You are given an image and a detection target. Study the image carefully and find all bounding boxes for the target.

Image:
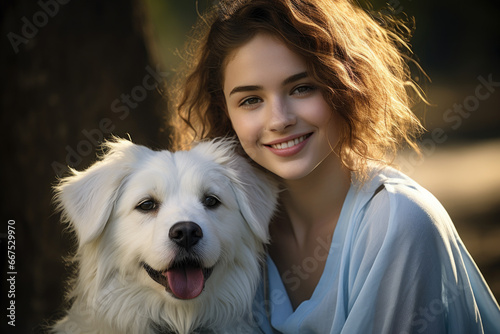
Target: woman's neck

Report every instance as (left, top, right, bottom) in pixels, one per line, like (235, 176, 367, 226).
(279, 153, 351, 247)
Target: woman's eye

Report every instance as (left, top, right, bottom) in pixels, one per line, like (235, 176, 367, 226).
(203, 195, 221, 209)
(292, 85, 316, 96)
(136, 200, 157, 212)
(240, 97, 262, 107)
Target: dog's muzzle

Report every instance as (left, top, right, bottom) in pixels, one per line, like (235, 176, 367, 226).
(142, 221, 214, 300)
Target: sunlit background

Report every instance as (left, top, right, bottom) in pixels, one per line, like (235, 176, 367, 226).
(1, 0, 499, 332)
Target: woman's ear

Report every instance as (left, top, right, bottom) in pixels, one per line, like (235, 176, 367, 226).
(54, 138, 152, 248)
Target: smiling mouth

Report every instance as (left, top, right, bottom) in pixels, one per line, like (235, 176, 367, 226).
(267, 133, 312, 150)
(142, 260, 213, 300)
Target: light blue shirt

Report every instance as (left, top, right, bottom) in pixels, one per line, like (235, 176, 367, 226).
(253, 166, 500, 333)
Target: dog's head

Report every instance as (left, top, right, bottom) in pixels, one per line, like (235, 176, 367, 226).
(55, 138, 278, 302)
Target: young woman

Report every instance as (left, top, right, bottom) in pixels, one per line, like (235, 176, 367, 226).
(172, 0, 500, 332)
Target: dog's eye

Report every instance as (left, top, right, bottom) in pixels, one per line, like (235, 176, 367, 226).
(203, 195, 221, 209)
(136, 199, 157, 212)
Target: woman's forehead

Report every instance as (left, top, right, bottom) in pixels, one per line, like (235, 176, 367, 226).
(223, 33, 307, 91)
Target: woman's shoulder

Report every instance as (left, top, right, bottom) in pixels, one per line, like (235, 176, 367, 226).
(364, 164, 450, 219)
(345, 164, 460, 285)
(352, 164, 455, 245)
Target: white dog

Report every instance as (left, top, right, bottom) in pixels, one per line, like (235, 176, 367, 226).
(51, 138, 277, 334)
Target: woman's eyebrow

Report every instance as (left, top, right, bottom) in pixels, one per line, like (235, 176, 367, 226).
(229, 85, 262, 96)
(228, 71, 309, 96)
(282, 71, 308, 86)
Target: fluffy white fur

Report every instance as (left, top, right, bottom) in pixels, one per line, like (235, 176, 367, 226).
(51, 138, 278, 334)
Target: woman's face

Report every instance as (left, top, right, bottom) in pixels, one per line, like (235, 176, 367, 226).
(223, 33, 342, 180)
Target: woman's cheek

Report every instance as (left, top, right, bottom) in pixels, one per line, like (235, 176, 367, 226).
(232, 115, 262, 160)
(238, 129, 259, 160)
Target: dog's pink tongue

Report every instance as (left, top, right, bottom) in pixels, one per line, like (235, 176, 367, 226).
(165, 266, 204, 299)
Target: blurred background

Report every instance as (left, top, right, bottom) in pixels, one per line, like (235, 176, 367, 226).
(1, 0, 499, 332)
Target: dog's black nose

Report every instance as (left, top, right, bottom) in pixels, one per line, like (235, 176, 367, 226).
(169, 221, 203, 250)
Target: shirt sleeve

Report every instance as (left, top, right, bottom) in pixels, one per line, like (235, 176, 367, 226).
(343, 183, 499, 334)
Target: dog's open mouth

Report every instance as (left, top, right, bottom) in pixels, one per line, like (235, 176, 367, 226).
(142, 260, 213, 300)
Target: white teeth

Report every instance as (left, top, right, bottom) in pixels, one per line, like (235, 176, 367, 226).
(271, 135, 307, 150)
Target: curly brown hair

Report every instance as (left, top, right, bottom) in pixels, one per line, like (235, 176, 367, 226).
(171, 0, 427, 177)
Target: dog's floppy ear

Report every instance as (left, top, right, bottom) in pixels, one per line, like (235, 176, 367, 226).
(54, 138, 151, 247)
(195, 139, 279, 243)
(229, 158, 279, 243)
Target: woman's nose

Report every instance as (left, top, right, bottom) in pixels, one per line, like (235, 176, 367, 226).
(267, 98, 296, 132)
